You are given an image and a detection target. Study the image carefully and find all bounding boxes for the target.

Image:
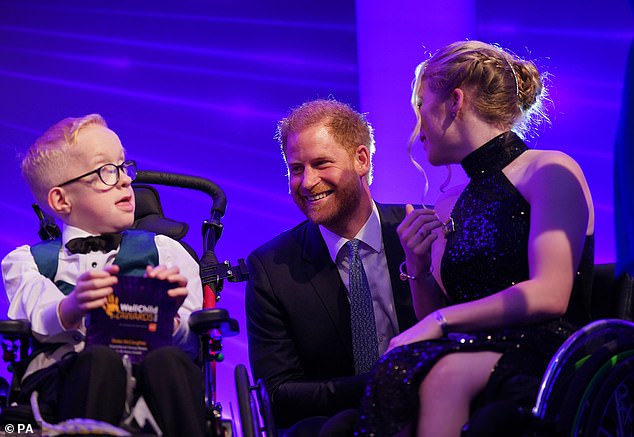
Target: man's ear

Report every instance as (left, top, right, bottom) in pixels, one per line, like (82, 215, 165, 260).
(48, 187, 71, 216)
(354, 145, 371, 177)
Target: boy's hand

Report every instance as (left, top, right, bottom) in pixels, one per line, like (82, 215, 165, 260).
(59, 265, 119, 330)
(145, 265, 188, 311)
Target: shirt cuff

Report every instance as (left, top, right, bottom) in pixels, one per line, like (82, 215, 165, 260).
(54, 299, 86, 334)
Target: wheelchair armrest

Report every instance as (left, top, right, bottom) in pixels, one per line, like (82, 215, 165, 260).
(188, 308, 239, 337)
(0, 320, 31, 341)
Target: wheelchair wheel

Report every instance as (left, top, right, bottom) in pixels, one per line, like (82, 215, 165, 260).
(235, 364, 261, 437)
(556, 345, 630, 433)
(234, 364, 276, 437)
(572, 354, 634, 437)
(255, 377, 276, 437)
(533, 319, 634, 436)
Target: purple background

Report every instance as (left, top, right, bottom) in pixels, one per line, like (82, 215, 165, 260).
(1, 1, 632, 432)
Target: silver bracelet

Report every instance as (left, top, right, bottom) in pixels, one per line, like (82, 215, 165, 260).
(399, 261, 416, 281)
(433, 310, 449, 336)
(399, 261, 433, 281)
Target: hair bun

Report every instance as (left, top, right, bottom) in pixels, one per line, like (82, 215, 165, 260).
(514, 59, 543, 111)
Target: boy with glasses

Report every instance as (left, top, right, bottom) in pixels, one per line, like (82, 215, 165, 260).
(1, 114, 205, 437)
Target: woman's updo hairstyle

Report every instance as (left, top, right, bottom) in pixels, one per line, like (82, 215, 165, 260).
(412, 40, 549, 138)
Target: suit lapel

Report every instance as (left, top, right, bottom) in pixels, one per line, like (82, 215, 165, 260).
(301, 222, 352, 354)
(296, 207, 418, 353)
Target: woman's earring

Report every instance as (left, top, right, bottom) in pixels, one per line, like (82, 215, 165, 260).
(451, 111, 457, 119)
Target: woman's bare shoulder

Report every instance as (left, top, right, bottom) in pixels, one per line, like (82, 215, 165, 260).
(523, 149, 594, 230)
(525, 149, 584, 176)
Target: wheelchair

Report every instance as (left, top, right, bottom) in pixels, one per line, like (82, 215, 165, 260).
(530, 264, 634, 437)
(235, 264, 634, 437)
(0, 170, 249, 436)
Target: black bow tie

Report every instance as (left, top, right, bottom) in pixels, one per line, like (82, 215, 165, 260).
(65, 234, 123, 254)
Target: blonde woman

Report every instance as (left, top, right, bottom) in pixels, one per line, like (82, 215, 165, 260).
(357, 41, 594, 437)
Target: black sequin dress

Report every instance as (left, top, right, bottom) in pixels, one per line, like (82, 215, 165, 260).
(357, 132, 594, 436)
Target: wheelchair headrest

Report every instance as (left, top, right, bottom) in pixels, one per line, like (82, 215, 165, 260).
(132, 185, 189, 241)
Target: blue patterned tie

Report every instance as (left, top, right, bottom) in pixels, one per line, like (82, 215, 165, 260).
(347, 239, 379, 374)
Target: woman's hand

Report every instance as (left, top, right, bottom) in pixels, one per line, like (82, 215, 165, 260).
(397, 204, 442, 278)
(387, 312, 443, 352)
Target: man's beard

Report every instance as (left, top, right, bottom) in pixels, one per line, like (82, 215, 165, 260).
(294, 177, 363, 232)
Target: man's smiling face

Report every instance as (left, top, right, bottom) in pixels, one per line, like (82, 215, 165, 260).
(285, 123, 365, 231)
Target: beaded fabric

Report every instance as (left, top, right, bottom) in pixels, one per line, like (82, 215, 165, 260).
(441, 131, 530, 302)
(356, 132, 594, 436)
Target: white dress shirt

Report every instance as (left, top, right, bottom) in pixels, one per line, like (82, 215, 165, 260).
(1, 224, 202, 377)
(319, 202, 400, 355)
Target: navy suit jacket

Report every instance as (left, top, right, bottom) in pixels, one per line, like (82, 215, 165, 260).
(245, 203, 417, 427)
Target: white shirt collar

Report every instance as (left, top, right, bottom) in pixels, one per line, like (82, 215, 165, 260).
(61, 224, 103, 246)
(319, 202, 383, 263)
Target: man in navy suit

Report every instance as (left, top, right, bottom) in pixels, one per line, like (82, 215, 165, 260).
(246, 99, 417, 434)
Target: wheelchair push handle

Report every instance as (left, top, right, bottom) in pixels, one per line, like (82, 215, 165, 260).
(134, 170, 227, 221)
(32, 204, 61, 241)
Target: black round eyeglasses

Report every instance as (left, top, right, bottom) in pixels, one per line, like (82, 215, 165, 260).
(57, 160, 137, 187)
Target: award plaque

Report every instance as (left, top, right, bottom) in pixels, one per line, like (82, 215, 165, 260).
(86, 275, 178, 363)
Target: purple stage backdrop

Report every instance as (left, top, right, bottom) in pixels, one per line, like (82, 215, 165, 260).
(1, 1, 631, 433)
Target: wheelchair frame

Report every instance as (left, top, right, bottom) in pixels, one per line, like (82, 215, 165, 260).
(0, 170, 249, 437)
(533, 318, 634, 436)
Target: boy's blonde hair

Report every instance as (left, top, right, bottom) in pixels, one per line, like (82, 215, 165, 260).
(21, 114, 107, 211)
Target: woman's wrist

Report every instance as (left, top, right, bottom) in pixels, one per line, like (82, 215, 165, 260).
(432, 309, 449, 336)
(399, 261, 433, 281)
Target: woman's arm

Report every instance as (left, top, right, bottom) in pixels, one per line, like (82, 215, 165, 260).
(389, 152, 592, 349)
(397, 204, 446, 319)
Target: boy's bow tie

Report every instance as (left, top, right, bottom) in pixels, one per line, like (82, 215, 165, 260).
(65, 234, 123, 254)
